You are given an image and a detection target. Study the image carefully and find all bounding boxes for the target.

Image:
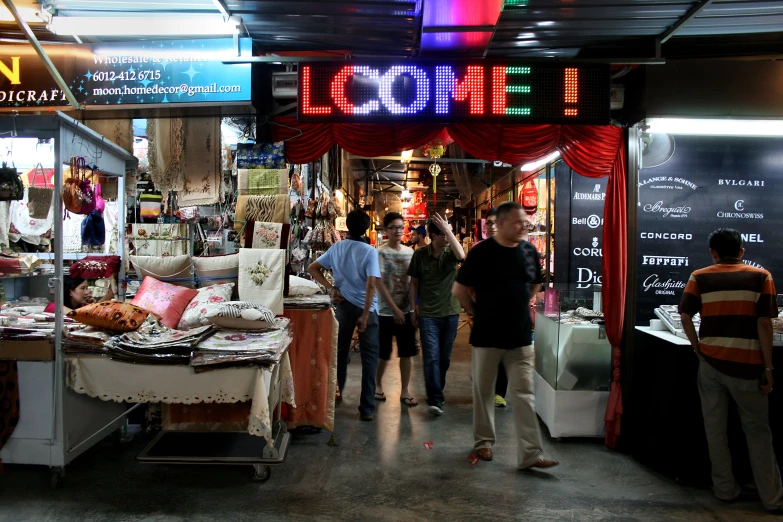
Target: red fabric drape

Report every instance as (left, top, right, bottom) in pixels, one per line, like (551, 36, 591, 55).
(272, 117, 627, 447)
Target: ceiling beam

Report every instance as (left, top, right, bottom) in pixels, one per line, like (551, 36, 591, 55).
(212, 0, 231, 18)
(659, 0, 715, 44)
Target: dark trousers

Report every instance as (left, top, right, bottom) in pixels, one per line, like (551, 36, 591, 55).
(419, 314, 459, 406)
(336, 301, 380, 417)
(496, 363, 508, 398)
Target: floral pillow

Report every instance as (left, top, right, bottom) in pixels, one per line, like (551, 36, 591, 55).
(204, 301, 276, 330)
(130, 277, 198, 329)
(177, 283, 235, 330)
(67, 301, 153, 332)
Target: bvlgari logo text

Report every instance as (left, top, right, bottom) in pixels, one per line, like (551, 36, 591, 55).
(642, 274, 687, 296)
(639, 176, 697, 191)
(642, 256, 689, 267)
(719, 179, 765, 187)
(642, 201, 691, 218)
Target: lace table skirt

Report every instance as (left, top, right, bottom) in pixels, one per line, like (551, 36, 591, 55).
(66, 354, 295, 441)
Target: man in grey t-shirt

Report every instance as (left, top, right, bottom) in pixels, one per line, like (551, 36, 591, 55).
(376, 212, 418, 407)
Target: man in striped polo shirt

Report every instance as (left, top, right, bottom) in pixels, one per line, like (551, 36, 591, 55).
(680, 228, 782, 512)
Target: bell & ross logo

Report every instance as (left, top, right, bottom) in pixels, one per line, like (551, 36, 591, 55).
(640, 232, 693, 241)
(719, 179, 765, 187)
(572, 215, 604, 228)
(716, 200, 763, 220)
(642, 274, 687, 296)
(642, 255, 689, 267)
(638, 176, 698, 191)
(642, 201, 691, 218)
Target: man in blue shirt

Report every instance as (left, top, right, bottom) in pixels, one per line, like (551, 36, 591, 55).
(308, 210, 381, 421)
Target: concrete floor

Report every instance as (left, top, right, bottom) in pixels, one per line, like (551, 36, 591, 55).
(0, 324, 778, 521)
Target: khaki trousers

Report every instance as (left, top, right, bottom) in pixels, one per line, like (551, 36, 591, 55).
(698, 360, 783, 511)
(472, 345, 544, 468)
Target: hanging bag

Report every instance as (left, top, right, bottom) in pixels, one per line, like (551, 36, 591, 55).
(0, 153, 23, 201)
(91, 166, 105, 214)
(77, 158, 96, 215)
(63, 156, 94, 215)
(27, 163, 54, 219)
(521, 179, 539, 216)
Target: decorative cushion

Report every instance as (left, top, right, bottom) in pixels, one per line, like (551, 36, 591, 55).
(177, 283, 234, 330)
(130, 277, 199, 329)
(129, 254, 192, 282)
(238, 248, 285, 315)
(243, 221, 291, 250)
(67, 301, 153, 332)
(204, 301, 276, 330)
(69, 255, 121, 279)
(193, 253, 239, 297)
(288, 275, 322, 297)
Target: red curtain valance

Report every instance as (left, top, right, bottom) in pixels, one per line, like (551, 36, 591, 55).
(272, 116, 627, 447)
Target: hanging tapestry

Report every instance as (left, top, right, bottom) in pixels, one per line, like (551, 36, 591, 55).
(85, 119, 134, 154)
(147, 118, 184, 198)
(234, 194, 289, 231)
(179, 117, 221, 207)
(238, 248, 285, 315)
(243, 222, 291, 250)
(131, 224, 189, 257)
(237, 169, 288, 196)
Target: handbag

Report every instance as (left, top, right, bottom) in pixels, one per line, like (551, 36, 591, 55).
(0, 155, 22, 201)
(27, 163, 54, 219)
(10, 187, 54, 236)
(139, 191, 163, 222)
(91, 166, 105, 214)
(521, 180, 539, 216)
(63, 157, 94, 215)
(81, 209, 105, 247)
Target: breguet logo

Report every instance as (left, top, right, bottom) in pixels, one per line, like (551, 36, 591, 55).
(0, 57, 21, 85)
(642, 201, 691, 218)
(639, 176, 697, 191)
(642, 256, 689, 267)
(642, 274, 687, 296)
(719, 179, 765, 187)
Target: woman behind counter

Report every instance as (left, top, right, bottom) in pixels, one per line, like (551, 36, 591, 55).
(44, 276, 115, 314)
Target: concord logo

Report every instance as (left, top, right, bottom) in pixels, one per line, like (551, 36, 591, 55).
(640, 232, 693, 240)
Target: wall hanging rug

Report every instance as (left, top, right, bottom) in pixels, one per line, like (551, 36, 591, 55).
(235, 142, 286, 169)
(237, 168, 288, 196)
(0, 361, 20, 472)
(238, 248, 285, 315)
(234, 194, 289, 231)
(179, 117, 221, 207)
(9, 187, 54, 237)
(103, 200, 119, 254)
(131, 224, 189, 258)
(243, 221, 291, 250)
(147, 117, 184, 198)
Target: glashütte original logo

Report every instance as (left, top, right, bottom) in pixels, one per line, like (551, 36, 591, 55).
(573, 183, 605, 201)
(639, 176, 698, 191)
(642, 274, 687, 296)
(640, 232, 693, 241)
(573, 238, 602, 257)
(642, 255, 689, 267)
(718, 179, 765, 187)
(716, 200, 764, 220)
(642, 201, 691, 218)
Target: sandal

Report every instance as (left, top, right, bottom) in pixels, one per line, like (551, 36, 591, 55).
(400, 397, 418, 407)
(375, 392, 387, 401)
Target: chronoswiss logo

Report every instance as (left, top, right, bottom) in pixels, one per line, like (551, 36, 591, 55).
(717, 201, 763, 219)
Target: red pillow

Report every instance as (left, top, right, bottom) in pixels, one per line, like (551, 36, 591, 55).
(130, 277, 198, 329)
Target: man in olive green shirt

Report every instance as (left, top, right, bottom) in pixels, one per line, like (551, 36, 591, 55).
(408, 213, 466, 415)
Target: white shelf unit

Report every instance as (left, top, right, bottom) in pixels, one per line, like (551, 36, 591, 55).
(0, 113, 136, 480)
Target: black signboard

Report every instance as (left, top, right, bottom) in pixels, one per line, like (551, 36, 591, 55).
(554, 162, 607, 289)
(636, 135, 783, 323)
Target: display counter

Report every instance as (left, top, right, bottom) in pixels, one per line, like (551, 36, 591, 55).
(533, 287, 611, 438)
(629, 326, 783, 485)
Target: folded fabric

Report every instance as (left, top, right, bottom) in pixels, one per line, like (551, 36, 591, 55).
(237, 168, 288, 196)
(204, 301, 277, 330)
(235, 142, 286, 169)
(178, 283, 234, 330)
(130, 254, 192, 282)
(288, 275, 322, 297)
(139, 193, 162, 221)
(67, 301, 154, 332)
(234, 194, 289, 231)
(69, 255, 121, 279)
(193, 253, 239, 297)
(238, 248, 285, 315)
(131, 277, 199, 329)
(243, 221, 291, 250)
(10, 187, 54, 236)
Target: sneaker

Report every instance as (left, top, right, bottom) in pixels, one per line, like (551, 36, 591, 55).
(360, 414, 374, 421)
(428, 404, 444, 416)
(494, 395, 507, 408)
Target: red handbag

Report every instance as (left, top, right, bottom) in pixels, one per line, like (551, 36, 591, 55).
(521, 180, 538, 216)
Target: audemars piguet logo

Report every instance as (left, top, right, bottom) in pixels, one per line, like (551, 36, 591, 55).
(573, 184, 605, 201)
(642, 201, 691, 218)
(719, 179, 765, 187)
(642, 274, 687, 296)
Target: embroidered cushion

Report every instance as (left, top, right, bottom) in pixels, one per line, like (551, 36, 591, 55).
(69, 255, 120, 279)
(67, 301, 153, 332)
(288, 275, 322, 297)
(130, 277, 198, 329)
(177, 283, 234, 330)
(129, 254, 192, 282)
(204, 301, 276, 330)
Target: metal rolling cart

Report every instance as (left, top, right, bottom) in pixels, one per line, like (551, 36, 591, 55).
(0, 112, 137, 487)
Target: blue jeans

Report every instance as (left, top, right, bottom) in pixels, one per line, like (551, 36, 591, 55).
(419, 315, 459, 406)
(335, 301, 380, 417)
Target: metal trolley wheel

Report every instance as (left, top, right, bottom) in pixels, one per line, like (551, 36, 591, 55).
(252, 465, 272, 483)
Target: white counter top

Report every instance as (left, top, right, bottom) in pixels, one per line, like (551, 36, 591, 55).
(635, 326, 692, 346)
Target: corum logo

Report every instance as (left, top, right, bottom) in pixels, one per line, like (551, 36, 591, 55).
(0, 57, 21, 85)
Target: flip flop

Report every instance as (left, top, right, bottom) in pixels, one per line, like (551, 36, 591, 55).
(400, 397, 418, 407)
(375, 392, 387, 401)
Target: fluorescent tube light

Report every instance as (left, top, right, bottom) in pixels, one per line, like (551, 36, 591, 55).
(520, 151, 560, 172)
(48, 15, 241, 37)
(646, 118, 783, 137)
(0, 6, 42, 24)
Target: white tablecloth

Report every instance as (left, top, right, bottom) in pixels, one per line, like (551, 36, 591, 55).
(66, 354, 295, 440)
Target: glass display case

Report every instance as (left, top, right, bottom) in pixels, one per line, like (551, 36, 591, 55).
(533, 285, 612, 438)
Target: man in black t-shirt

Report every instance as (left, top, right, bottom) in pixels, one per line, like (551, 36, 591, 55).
(453, 202, 559, 470)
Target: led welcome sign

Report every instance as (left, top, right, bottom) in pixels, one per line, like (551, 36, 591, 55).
(299, 62, 610, 124)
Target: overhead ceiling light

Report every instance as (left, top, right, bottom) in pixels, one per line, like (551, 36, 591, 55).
(520, 151, 560, 172)
(0, 5, 42, 24)
(536, 21, 555, 26)
(646, 118, 783, 137)
(48, 15, 241, 37)
(516, 32, 536, 39)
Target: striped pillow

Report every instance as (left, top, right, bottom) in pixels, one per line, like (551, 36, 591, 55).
(203, 301, 275, 330)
